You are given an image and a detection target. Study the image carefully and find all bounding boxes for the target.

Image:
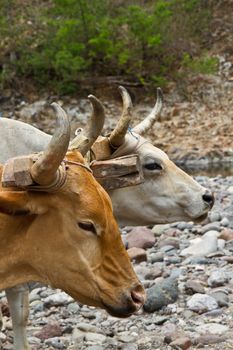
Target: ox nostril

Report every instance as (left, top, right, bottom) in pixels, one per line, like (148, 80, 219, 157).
(202, 191, 214, 208)
(130, 285, 145, 308)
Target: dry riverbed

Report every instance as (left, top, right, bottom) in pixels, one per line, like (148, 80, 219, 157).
(0, 51, 233, 350)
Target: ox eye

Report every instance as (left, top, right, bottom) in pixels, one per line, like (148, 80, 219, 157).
(78, 222, 97, 235)
(144, 162, 162, 171)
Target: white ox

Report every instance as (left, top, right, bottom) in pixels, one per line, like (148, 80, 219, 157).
(0, 88, 214, 350)
(0, 87, 214, 225)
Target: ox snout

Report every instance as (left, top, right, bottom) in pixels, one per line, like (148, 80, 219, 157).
(202, 189, 215, 209)
(103, 283, 146, 318)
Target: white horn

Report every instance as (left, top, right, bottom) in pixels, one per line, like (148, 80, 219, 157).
(132, 88, 163, 135)
(30, 103, 70, 186)
(108, 86, 133, 148)
(69, 95, 105, 156)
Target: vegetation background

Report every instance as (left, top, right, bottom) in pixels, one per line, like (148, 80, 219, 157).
(0, 0, 218, 94)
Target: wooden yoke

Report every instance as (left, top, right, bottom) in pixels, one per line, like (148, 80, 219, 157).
(91, 136, 112, 161)
(2, 154, 144, 191)
(91, 154, 144, 190)
(2, 156, 34, 188)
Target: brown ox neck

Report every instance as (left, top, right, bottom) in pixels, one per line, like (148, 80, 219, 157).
(0, 213, 44, 290)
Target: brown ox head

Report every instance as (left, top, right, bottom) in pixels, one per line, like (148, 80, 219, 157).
(0, 104, 145, 318)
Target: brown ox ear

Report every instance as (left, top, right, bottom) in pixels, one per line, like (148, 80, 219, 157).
(0, 191, 47, 216)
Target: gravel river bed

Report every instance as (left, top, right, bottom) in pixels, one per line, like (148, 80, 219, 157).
(1, 174, 233, 350)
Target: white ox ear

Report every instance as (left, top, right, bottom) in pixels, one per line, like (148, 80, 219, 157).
(132, 88, 163, 135)
(0, 191, 47, 216)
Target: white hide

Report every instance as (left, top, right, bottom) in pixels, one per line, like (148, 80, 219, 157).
(0, 117, 211, 225)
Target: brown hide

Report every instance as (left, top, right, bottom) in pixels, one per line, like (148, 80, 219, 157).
(0, 151, 145, 317)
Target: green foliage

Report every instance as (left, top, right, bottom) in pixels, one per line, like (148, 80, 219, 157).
(181, 53, 218, 75)
(0, 0, 214, 93)
(150, 75, 169, 88)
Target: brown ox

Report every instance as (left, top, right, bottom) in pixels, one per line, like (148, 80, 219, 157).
(0, 104, 145, 350)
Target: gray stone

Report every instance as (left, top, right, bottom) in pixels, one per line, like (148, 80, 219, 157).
(121, 344, 138, 350)
(162, 322, 186, 343)
(180, 231, 218, 257)
(170, 267, 183, 279)
(227, 186, 233, 193)
(217, 238, 225, 250)
(32, 302, 44, 313)
(72, 329, 85, 342)
(76, 322, 102, 333)
(201, 223, 221, 234)
(144, 266, 163, 280)
(152, 224, 171, 236)
(185, 280, 205, 295)
(85, 332, 106, 343)
(44, 292, 73, 307)
(188, 257, 214, 265)
(29, 289, 41, 303)
(158, 237, 180, 249)
(44, 337, 66, 349)
(144, 278, 178, 312)
(19, 100, 46, 120)
(177, 222, 188, 230)
(0, 332, 7, 342)
(209, 212, 222, 222)
(221, 217, 230, 226)
(153, 316, 170, 325)
(117, 331, 138, 343)
(209, 291, 229, 307)
(165, 256, 182, 265)
(67, 302, 80, 314)
(134, 265, 151, 280)
(150, 252, 164, 263)
(208, 270, 229, 287)
(187, 294, 218, 313)
(203, 308, 223, 317)
(145, 324, 156, 331)
(194, 334, 225, 345)
(196, 323, 229, 335)
(160, 245, 176, 253)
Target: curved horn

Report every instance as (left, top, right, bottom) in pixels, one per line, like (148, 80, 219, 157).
(30, 103, 70, 186)
(108, 86, 133, 148)
(69, 95, 105, 156)
(132, 88, 163, 135)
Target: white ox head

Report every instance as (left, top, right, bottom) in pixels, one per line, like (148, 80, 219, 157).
(75, 87, 214, 226)
(109, 134, 213, 226)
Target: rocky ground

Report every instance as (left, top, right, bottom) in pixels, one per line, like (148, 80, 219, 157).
(0, 53, 233, 350)
(1, 175, 233, 350)
(0, 4, 233, 349)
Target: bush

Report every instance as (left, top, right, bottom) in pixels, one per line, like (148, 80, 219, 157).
(0, 0, 214, 93)
(181, 53, 218, 75)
